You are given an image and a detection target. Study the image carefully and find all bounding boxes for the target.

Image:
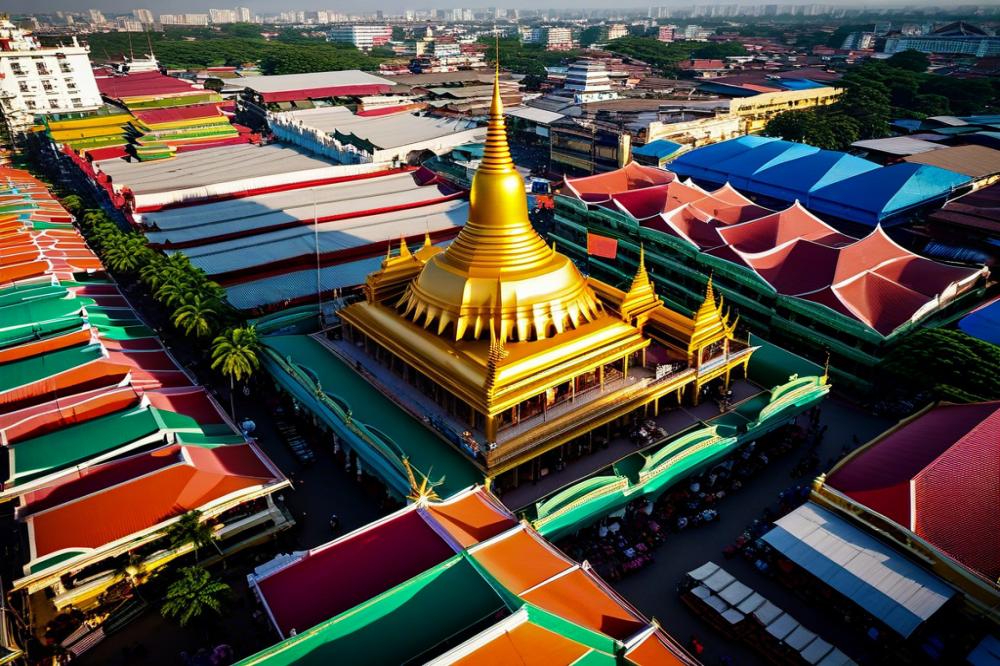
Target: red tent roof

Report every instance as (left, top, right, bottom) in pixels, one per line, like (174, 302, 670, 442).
(827, 402, 1000, 582)
(252, 487, 514, 637)
(564, 162, 674, 203)
(21, 442, 282, 561)
(565, 163, 986, 335)
(132, 103, 223, 125)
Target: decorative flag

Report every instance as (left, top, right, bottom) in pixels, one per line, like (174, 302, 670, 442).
(587, 232, 618, 259)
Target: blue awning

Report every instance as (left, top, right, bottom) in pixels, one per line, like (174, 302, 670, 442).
(632, 139, 682, 160)
(959, 298, 1000, 345)
(763, 504, 956, 638)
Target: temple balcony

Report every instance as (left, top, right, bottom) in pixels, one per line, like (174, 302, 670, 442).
(315, 333, 696, 473)
(698, 339, 754, 377)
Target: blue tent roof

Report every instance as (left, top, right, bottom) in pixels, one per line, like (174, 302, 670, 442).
(777, 78, 827, 91)
(749, 150, 880, 203)
(632, 138, 682, 160)
(809, 163, 971, 226)
(891, 118, 923, 132)
(668, 135, 777, 183)
(958, 299, 1000, 345)
(714, 140, 819, 190)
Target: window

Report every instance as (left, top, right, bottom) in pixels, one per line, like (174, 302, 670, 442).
(10, 63, 24, 75)
(60, 62, 72, 74)
(66, 82, 77, 91)
(71, 98, 82, 106)
(35, 62, 50, 76)
(18, 81, 29, 93)
(25, 100, 35, 109)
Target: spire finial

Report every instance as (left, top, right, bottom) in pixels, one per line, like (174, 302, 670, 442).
(399, 235, 412, 258)
(638, 244, 646, 272)
(480, 43, 514, 173)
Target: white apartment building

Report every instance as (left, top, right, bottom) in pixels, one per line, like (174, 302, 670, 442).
(237, 7, 253, 22)
(328, 25, 393, 50)
(133, 8, 154, 25)
(606, 24, 628, 40)
(209, 9, 238, 24)
(0, 19, 102, 138)
(545, 27, 574, 51)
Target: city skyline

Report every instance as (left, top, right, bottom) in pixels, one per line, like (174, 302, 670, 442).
(13, 1, 1000, 18)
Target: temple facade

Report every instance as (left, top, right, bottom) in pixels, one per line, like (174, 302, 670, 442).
(327, 71, 753, 489)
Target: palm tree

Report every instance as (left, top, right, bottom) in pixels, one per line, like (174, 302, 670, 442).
(163, 510, 220, 561)
(160, 567, 230, 628)
(155, 277, 198, 308)
(211, 326, 261, 419)
(172, 294, 218, 338)
(103, 235, 150, 274)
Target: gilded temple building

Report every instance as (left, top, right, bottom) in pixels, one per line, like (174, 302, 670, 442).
(328, 71, 754, 488)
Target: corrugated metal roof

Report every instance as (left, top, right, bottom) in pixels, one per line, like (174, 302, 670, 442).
(504, 105, 566, 125)
(762, 503, 955, 638)
(902, 145, 1000, 178)
(226, 241, 450, 311)
(851, 136, 946, 156)
(176, 200, 466, 277)
(235, 70, 395, 94)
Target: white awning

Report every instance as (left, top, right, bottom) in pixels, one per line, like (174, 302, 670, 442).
(762, 504, 956, 638)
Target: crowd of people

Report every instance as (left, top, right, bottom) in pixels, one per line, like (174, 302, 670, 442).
(557, 420, 810, 583)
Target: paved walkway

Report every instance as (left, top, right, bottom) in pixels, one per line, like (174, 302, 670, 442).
(612, 396, 892, 666)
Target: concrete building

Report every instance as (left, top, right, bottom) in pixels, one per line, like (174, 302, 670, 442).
(544, 27, 575, 51)
(133, 8, 154, 24)
(237, 6, 253, 22)
(328, 25, 393, 50)
(209, 8, 238, 24)
(606, 23, 629, 40)
(728, 86, 841, 134)
(657, 25, 676, 42)
(0, 19, 102, 141)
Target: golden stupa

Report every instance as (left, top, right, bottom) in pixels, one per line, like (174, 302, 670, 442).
(336, 68, 752, 483)
(398, 71, 602, 342)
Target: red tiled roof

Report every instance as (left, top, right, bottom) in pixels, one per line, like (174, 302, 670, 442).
(564, 162, 674, 202)
(95, 70, 204, 100)
(827, 402, 1000, 582)
(22, 443, 281, 560)
(566, 163, 985, 336)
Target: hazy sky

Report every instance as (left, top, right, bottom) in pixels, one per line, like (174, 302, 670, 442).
(16, 0, 975, 15)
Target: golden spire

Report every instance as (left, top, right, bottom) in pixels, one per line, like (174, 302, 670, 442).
(397, 56, 603, 342)
(398, 235, 412, 259)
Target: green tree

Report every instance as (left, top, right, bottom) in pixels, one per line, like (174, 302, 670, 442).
(161, 567, 230, 627)
(103, 234, 150, 274)
(164, 510, 220, 560)
(763, 109, 859, 150)
(836, 76, 891, 140)
(579, 26, 604, 48)
(172, 294, 219, 338)
(886, 49, 930, 72)
(914, 93, 950, 117)
(693, 41, 747, 59)
(211, 325, 261, 417)
(62, 194, 84, 216)
(880, 328, 1000, 403)
(918, 76, 994, 116)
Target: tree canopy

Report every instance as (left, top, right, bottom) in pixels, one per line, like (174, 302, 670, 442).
(603, 37, 713, 75)
(885, 49, 930, 72)
(86, 29, 384, 73)
(879, 328, 1000, 403)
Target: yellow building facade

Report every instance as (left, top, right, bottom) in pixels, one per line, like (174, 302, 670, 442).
(729, 86, 842, 134)
(335, 71, 754, 486)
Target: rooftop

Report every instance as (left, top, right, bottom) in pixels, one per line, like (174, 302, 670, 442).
(827, 401, 1000, 583)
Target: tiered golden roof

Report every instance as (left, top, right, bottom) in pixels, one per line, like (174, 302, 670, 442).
(397, 71, 602, 342)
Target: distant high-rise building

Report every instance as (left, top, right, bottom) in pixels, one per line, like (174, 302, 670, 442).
(159, 14, 178, 25)
(87, 9, 105, 24)
(657, 25, 675, 42)
(544, 26, 574, 50)
(133, 8, 154, 25)
(237, 7, 253, 22)
(116, 17, 144, 31)
(209, 9, 238, 24)
(328, 25, 393, 50)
